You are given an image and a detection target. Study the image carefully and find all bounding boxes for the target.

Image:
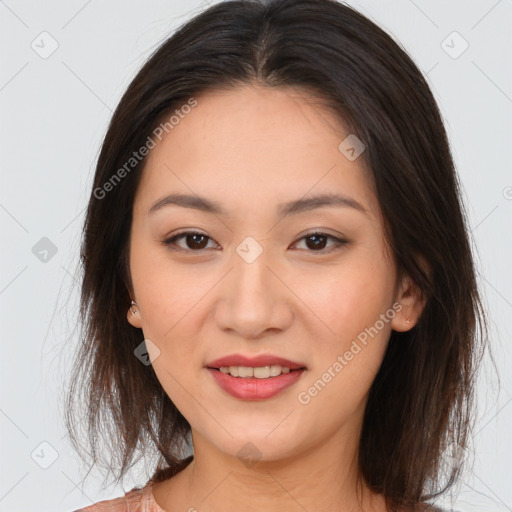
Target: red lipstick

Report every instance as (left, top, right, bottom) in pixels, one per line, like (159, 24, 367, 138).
(205, 353, 307, 400)
(206, 353, 306, 370)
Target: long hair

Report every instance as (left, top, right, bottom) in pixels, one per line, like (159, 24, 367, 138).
(64, 1, 488, 509)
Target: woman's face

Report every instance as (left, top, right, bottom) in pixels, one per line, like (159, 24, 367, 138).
(127, 85, 420, 463)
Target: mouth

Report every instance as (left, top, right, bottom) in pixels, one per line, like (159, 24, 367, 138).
(204, 354, 307, 400)
(205, 353, 307, 373)
(206, 365, 306, 379)
(206, 366, 306, 400)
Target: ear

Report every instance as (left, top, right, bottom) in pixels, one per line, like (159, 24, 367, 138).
(127, 298, 143, 329)
(391, 271, 427, 333)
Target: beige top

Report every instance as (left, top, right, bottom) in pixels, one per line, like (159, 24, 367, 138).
(72, 479, 452, 512)
(72, 480, 165, 512)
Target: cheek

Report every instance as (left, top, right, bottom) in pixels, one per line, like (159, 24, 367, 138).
(134, 266, 206, 412)
(294, 257, 396, 407)
(131, 244, 206, 333)
(129, 250, 211, 392)
(295, 278, 393, 431)
(292, 256, 394, 342)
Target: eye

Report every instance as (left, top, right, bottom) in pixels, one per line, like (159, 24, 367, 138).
(162, 230, 347, 254)
(162, 230, 218, 251)
(291, 231, 347, 253)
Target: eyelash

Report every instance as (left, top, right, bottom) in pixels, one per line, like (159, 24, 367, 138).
(162, 230, 348, 254)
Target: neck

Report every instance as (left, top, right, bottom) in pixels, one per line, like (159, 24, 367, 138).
(153, 429, 389, 512)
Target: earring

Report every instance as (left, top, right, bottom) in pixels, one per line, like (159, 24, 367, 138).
(130, 300, 137, 316)
(406, 318, 411, 324)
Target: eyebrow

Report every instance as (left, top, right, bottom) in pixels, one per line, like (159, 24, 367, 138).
(148, 192, 368, 217)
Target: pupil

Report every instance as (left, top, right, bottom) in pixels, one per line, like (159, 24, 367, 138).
(184, 234, 327, 251)
(188, 234, 208, 249)
(306, 234, 327, 250)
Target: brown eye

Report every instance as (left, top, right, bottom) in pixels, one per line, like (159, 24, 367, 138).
(293, 232, 347, 253)
(163, 231, 216, 251)
(162, 230, 347, 254)
(304, 233, 328, 250)
(183, 233, 209, 250)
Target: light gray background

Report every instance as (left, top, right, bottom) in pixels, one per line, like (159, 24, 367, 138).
(0, 0, 511, 510)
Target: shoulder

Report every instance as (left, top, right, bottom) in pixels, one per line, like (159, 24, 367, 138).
(70, 480, 162, 512)
(419, 505, 460, 512)
(411, 503, 459, 512)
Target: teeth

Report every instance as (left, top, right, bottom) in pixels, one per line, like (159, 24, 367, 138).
(218, 365, 293, 378)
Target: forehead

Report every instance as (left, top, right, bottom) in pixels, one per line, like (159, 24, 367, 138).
(134, 85, 378, 220)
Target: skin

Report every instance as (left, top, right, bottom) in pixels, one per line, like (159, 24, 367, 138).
(126, 84, 426, 512)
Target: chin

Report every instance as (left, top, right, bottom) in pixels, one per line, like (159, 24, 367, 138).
(204, 430, 304, 467)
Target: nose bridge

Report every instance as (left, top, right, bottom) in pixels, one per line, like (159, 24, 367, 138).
(234, 242, 272, 300)
(215, 236, 292, 338)
(232, 238, 275, 314)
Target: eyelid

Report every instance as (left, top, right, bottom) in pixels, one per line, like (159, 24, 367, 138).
(162, 229, 348, 254)
(291, 230, 347, 252)
(163, 229, 219, 251)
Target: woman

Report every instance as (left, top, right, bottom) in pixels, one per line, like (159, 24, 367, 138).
(66, 1, 487, 511)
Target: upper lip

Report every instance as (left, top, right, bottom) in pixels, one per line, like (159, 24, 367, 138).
(206, 353, 307, 370)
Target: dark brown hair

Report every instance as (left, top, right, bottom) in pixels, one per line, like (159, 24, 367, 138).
(64, 0, 489, 509)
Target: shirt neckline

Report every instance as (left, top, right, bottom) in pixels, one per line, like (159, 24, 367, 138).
(143, 480, 167, 512)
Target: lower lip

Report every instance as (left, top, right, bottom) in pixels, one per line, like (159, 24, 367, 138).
(207, 368, 306, 400)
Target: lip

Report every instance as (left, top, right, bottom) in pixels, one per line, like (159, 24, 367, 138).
(205, 353, 307, 370)
(207, 367, 306, 400)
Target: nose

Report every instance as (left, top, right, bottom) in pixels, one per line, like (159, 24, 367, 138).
(214, 244, 293, 340)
